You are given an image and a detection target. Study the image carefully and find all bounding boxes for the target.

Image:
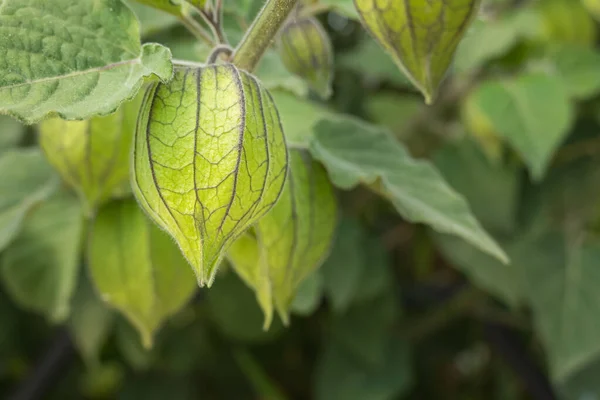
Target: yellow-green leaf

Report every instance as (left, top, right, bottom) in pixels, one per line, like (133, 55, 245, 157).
(88, 200, 198, 348)
(279, 16, 334, 99)
(132, 64, 288, 287)
(229, 150, 337, 327)
(39, 96, 142, 215)
(354, 0, 481, 103)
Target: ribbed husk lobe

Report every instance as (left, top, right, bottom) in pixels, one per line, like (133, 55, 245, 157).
(132, 64, 288, 287)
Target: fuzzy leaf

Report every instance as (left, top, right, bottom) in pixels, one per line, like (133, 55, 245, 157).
(0, 149, 58, 252)
(279, 16, 334, 99)
(354, 0, 481, 102)
(132, 65, 288, 287)
(39, 95, 142, 215)
(0, 0, 173, 124)
(310, 118, 508, 263)
(1, 190, 83, 322)
(470, 72, 574, 180)
(88, 200, 198, 348)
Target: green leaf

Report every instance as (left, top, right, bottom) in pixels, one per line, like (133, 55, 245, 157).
(549, 45, 600, 100)
(354, 0, 481, 103)
(1, 190, 83, 322)
(278, 16, 334, 99)
(39, 95, 142, 215)
(517, 232, 600, 387)
(321, 218, 365, 313)
(315, 338, 412, 400)
(0, 0, 173, 124)
(206, 270, 284, 343)
(0, 115, 24, 152)
(270, 90, 329, 147)
(433, 137, 520, 235)
(310, 118, 508, 263)
(0, 149, 58, 252)
(434, 234, 523, 306)
(132, 66, 288, 287)
(69, 277, 115, 366)
(470, 72, 574, 180)
(88, 199, 198, 348)
(454, 9, 541, 73)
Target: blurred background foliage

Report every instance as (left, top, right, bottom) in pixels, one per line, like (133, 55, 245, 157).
(4, 0, 600, 399)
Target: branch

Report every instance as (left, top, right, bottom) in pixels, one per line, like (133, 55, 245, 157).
(232, 0, 298, 72)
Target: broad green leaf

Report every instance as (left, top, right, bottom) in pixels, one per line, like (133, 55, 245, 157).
(0, 115, 23, 152)
(310, 118, 508, 263)
(257, 150, 337, 324)
(270, 90, 329, 147)
(69, 278, 115, 366)
(0, 149, 58, 251)
(278, 16, 334, 99)
(88, 200, 198, 348)
(364, 93, 423, 139)
(549, 45, 600, 100)
(0, 0, 173, 124)
(39, 95, 142, 215)
(470, 73, 574, 180)
(206, 270, 284, 343)
(321, 218, 365, 313)
(132, 66, 288, 287)
(354, 0, 481, 103)
(517, 232, 600, 388)
(1, 190, 83, 322)
(454, 9, 541, 73)
(315, 339, 412, 400)
(434, 234, 523, 307)
(229, 150, 337, 326)
(434, 137, 520, 235)
(255, 51, 309, 98)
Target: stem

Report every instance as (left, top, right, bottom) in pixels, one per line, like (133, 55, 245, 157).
(232, 0, 298, 72)
(180, 14, 214, 45)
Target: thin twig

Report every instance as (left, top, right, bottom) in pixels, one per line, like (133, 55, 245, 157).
(180, 14, 214, 45)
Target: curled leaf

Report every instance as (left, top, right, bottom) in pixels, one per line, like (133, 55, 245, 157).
(39, 96, 142, 215)
(354, 0, 481, 103)
(88, 200, 198, 348)
(278, 16, 334, 99)
(229, 150, 337, 327)
(132, 65, 288, 287)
